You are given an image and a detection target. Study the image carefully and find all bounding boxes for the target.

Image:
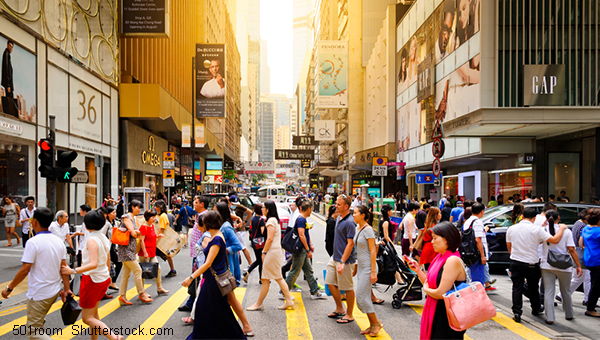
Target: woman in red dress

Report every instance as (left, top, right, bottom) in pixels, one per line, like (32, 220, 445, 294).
(420, 207, 441, 270)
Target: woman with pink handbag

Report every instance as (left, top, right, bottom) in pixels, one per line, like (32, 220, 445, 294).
(406, 221, 467, 339)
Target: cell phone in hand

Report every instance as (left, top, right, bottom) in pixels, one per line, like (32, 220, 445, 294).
(403, 255, 417, 267)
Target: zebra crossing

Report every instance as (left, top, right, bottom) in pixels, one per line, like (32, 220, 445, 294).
(0, 281, 554, 340)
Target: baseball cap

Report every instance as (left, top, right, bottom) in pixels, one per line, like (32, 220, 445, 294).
(230, 196, 239, 204)
(456, 201, 464, 206)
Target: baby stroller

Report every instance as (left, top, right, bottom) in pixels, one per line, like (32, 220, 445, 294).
(376, 241, 423, 309)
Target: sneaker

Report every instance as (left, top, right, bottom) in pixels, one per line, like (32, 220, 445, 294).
(489, 279, 497, 285)
(243, 272, 249, 284)
(318, 284, 325, 290)
(293, 283, 303, 290)
(310, 292, 327, 300)
(485, 286, 498, 291)
(166, 270, 177, 278)
(290, 286, 302, 292)
(555, 295, 562, 302)
(277, 292, 295, 301)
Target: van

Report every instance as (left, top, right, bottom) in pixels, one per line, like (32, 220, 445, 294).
(257, 185, 286, 203)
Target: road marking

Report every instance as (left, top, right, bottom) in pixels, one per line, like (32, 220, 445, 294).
(233, 287, 247, 320)
(0, 305, 26, 316)
(0, 296, 79, 337)
(0, 254, 25, 257)
(0, 277, 28, 301)
(0, 247, 25, 252)
(286, 292, 313, 340)
(492, 312, 550, 340)
(407, 303, 474, 340)
(127, 287, 189, 340)
(342, 300, 392, 339)
(52, 284, 151, 340)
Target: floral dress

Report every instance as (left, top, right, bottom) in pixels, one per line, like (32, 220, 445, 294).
(117, 213, 139, 262)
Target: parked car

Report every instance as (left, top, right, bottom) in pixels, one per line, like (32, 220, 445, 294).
(276, 202, 291, 232)
(200, 193, 229, 209)
(482, 202, 600, 267)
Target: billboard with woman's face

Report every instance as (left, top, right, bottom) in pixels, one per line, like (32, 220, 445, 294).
(0, 36, 36, 123)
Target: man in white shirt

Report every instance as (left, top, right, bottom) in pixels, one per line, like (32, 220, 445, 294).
(522, 192, 533, 203)
(49, 210, 74, 249)
(2, 207, 72, 339)
(18, 196, 36, 247)
(463, 203, 488, 286)
(506, 207, 568, 323)
(401, 202, 419, 257)
(200, 60, 225, 98)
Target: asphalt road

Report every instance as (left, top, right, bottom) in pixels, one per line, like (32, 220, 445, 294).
(0, 213, 597, 340)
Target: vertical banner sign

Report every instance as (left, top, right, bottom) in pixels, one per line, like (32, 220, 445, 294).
(314, 120, 335, 141)
(196, 44, 226, 118)
(316, 41, 348, 108)
(182, 124, 191, 148)
(195, 123, 205, 148)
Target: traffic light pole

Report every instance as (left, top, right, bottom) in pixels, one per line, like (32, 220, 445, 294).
(191, 57, 196, 196)
(49, 115, 57, 213)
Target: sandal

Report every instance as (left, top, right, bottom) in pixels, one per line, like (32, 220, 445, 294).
(327, 311, 346, 318)
(369, 323, 383, 337)
(4, 244, 12, 247)
(336, 318, 355, 324)
(372, 299, 385, 305)
(182, 317, 194, 324)
(360, 327, 372, 335)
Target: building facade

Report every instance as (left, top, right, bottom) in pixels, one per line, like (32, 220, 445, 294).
(397, 0, 600, 204)
(0, 1, 119, 239)
(259, 96, 276, 162)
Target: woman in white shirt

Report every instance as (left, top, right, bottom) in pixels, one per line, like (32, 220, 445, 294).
(541, 210, 582, 325)
(62, 210, 122, 340)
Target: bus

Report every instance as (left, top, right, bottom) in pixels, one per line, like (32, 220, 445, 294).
(257, 185, 287, 203)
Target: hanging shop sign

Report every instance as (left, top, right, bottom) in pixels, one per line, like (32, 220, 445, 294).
(275, 149, 315, 160)
(314, 120, 335, 141)
(316, 41, 348, 108)
(244, 162, 275, 174)
(292, 135, 319, 146)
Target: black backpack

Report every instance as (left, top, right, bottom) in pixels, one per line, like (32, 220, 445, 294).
(459, 220, 480, 266)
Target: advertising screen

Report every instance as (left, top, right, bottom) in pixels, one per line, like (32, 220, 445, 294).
(206, 161, 223, 170)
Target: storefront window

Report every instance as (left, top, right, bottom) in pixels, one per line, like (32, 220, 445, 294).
(488, 170, 532, 202)
(146, 175, 157, 198)
(0, 144, 29, 200)
(85, 158, 97, 209)
(443, 177, 458, 199)
(548, 153, 580, 203)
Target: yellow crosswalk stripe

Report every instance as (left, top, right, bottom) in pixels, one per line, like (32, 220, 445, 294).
(233, 287, 246, 320)
(492, 312, 550, 340)
(0, 305, 26, 317)
(0, 296, 79, 337)
(0, 277, 29, 302)
(407, 303, 474, 340)
(52, 284, 151, 340)
(127, 287, 189, 340)
(286, 292, 313, 340)
(343, 300, 392, 339)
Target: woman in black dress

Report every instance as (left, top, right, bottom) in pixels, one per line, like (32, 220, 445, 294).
(325, 205, 338, 257)
(182, 211, 246, 340)
(406, 222, 467, 340)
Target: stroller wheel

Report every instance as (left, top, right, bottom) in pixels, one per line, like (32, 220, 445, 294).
(392, 300, 402, 309)
(392, 293, 398, 300)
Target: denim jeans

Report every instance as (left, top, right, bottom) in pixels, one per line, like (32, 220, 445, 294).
(285, 249, 320, 295)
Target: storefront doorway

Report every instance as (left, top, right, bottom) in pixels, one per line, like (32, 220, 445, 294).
(548, 153, 580, 202)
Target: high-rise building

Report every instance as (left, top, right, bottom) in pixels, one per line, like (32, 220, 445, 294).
(260, 40, 271, 94)
(293, 0, 315, 89)
(267, 94, 293, 127)
(259, 96, 276, 162)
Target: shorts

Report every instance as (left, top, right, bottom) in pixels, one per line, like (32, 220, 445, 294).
(325, 258, 354, 291)
(79, 275, 111, 308)
(236, 231, 247, 250)
(156, 248, 168, 261)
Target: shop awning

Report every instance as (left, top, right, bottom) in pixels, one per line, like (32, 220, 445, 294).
(442, 107, 600, 138)
(320, 169, 348, 177)
(120, 83, 222, 157)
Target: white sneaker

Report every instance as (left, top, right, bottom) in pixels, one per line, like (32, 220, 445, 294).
(290, 287, 302, 292)
(310, 292, 327, 300)
(277, 292, 295, 301)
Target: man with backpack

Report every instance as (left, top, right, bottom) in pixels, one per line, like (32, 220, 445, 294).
(461, 203, 487, 286)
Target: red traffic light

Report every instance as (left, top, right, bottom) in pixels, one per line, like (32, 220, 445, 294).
(38, 140, 52, 151)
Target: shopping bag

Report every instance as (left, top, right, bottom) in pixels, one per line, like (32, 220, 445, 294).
(60, 294, 82, 325)
(443, 282, 496, 331)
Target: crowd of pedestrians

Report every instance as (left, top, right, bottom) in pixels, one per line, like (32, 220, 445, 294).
(2, 188, 600, 340)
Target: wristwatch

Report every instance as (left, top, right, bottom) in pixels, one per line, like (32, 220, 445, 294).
(73, 268, 77, 275)
(189, 275, 194, 281)
(6, 285, 12, 292)
(262, 251, 267, 255)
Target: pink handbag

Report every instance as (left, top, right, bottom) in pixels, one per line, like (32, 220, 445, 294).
(443, 281, 496, 331)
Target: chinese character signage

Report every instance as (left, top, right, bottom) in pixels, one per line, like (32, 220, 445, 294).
(196, 44, 226, 118)
(275, 149, 314, 160)
(292, 135, 319, 146)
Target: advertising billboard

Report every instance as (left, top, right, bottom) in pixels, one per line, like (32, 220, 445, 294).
(0, 37, 36, 123)
(196, 44, 226, 118)
(316, 41, 348, 108)
(206, 161, 223, 170)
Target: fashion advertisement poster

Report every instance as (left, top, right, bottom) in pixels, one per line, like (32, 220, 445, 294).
(0, 36, 36, 123)
(434, 54, 481, 123)
(196, 44, 226, 118)
(435, 0, 481, 64)
(316, 40, 348, 108)
(397, 97, 421, 154)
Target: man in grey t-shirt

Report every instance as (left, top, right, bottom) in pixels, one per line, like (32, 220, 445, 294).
(325, 195, 356, 323)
